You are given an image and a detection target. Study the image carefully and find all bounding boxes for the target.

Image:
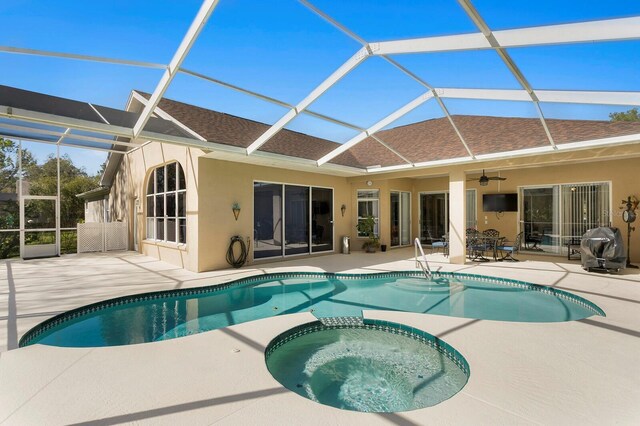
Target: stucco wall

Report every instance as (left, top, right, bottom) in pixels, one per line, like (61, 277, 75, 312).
(109, 142, 204, 271)
(346, 177, 416, 251)
(107, 139, 640, 271)
(343, 154, 640, 262)
(197, 158, 352, 272)
(407, 158, 640, 261)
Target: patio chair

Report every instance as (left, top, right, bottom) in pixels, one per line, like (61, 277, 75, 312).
(497, 232, 524, 261)
(524, 231, 543, 250)
(466, 228, 487, 261)
(426, 228, 448, 254)
(482, 228, 503, 260)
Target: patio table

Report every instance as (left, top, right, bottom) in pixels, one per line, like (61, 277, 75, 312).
(468, 235, 502, 262)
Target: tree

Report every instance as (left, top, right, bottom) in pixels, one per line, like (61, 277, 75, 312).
(0, 138, 18, 191)
(609, 107, 640, 122)
(25, 154, 98, 227)
(97, 160, 107, 176)
(0, 140, 99, 258)
(0, 138, 19, 258)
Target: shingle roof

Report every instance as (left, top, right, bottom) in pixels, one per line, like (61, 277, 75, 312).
(137, 92, 362, 168)
(135, 91, 640, 169)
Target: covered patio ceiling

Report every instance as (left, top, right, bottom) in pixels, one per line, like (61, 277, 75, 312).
(0, 0, 639, 175)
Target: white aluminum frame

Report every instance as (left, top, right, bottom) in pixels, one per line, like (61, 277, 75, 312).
(298, 0, 640, 167)
(133, 0, 221, 138)
(390, 190, 412, 247)
(245, 46, 370, 155)
(0, 0, 636, 175)
(299, 0, 475, 162)
(317, 92, 435, 165)
(19, 195, 59, 259)
(372, 16, 640, 55)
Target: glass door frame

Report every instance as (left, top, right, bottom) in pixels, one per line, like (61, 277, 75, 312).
(419, 189, 477, 242)
(390, 190, 411, 247)
(517, 181, 612, 255)
(253, 180, 335, 260)
(310, 186, 334, 254)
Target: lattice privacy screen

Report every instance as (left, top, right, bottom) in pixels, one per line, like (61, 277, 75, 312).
(78, 222, 127, 253)
(105, 222, 128, 251)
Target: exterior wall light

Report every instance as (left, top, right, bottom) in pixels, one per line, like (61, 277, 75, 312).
(341, 204, 347, 217)
(232, 202, 241, 221)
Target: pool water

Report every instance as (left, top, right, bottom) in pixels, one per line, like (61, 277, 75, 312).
(21, 272, 604, 348)
(265, 321, 469, 412)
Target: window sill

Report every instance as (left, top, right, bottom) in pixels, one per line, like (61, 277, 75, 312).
(143, 239, 188, 251)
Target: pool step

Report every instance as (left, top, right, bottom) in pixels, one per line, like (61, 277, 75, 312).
(318, 316, 364, 326)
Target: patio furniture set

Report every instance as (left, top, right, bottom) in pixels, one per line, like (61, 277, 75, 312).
(426, 229, 523, 262)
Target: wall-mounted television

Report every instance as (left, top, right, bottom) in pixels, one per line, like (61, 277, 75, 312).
(483, 193, 518, 212)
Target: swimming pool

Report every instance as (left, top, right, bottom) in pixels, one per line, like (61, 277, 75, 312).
(20, 271, 604, 348)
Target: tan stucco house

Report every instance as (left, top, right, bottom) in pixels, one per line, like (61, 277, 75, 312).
(85, 90, 640, 272)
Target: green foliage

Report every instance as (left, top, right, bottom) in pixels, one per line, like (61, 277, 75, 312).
(356, 215, 380, 251)
(609, 107, 640, 122)
(0, 139, 98, 258)
(0, 138, 16, 191)
(26, 155, 98, 227)
(0, 138, 19, 258)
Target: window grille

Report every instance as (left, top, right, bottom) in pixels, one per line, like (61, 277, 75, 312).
(146, 162, 186, 244)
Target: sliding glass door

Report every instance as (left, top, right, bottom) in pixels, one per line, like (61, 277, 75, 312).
(420, 193, 447, 243)
(419, 190, 476, 243)
(520, 182, 610, 255)
(311, 187, 333, 253)
(560, 183, 610, 240)
(254, 182, 333, 259)
(284, 186, 309, 256)
(391, 191, 411, 247)
(254, 183, 283, 259)
(521, 187, 560, 253)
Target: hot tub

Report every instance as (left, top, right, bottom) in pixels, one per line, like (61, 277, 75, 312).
(265, 318, 469, 413)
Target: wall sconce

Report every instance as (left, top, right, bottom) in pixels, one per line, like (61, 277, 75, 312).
(232, 202, 241, 221)
(341, 204, 347, 217)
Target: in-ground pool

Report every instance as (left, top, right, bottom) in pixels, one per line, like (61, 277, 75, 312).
(20, 271, 604, 348)
(265, 319, 469, 412)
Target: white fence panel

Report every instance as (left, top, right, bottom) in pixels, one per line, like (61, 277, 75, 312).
(105, 222, 128, 251)
(78, 222, 128, 253)
(77, 223, 105, 253)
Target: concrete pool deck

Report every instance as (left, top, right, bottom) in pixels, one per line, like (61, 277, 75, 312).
(0, 250, 639, 425)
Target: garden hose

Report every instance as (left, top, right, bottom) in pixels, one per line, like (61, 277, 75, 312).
(226, 235, 249, 268)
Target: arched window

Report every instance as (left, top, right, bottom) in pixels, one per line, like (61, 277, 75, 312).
(146, 162, 186, 243)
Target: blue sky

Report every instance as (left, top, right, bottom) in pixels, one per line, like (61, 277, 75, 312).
(1, 0, 639, 174)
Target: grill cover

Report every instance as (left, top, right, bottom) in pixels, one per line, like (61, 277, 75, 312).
(580, 227, 626, 271)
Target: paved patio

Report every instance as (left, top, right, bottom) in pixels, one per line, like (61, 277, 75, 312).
(1, 250, 639, 425)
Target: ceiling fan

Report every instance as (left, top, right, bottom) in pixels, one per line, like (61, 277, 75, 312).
(468, 170, 506, 186)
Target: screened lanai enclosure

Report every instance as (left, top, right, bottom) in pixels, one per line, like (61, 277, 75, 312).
(0, 139, 88, 259)
(1, 0, 639, 262)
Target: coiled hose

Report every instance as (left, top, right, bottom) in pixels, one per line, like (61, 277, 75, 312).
(226, 236, 249, 268)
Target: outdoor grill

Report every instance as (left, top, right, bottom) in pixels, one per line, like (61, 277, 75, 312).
(580, 227, 626, 272)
